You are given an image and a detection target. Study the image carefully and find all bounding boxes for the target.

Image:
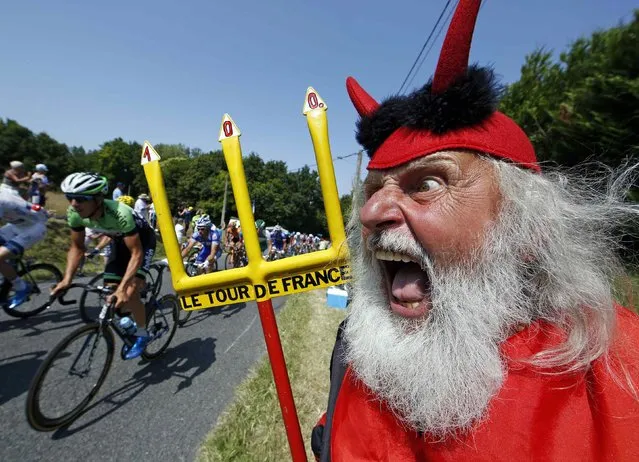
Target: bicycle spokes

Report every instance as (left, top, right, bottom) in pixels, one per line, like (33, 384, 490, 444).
(69, 329, 103, 378)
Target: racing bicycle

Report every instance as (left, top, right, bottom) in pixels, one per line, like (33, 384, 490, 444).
(77, 260, 170, 323)
(224, 244, 247, 270)
(177, 257, 214, 327)
(25, 279, 179, 431)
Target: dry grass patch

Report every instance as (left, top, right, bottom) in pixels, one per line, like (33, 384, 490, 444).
(197, 290, 345, 462)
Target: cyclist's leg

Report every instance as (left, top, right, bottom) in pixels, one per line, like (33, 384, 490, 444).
(103, 239, 147, 329)
(0, 222, 46, 304)
(208, 244, 221, 273)
(195, 245, 212, 274)
(125, 236, 156, 332)
(0, 224, 20, 282)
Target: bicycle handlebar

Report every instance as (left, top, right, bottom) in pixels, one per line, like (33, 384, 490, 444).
(50, 283, 87, 306)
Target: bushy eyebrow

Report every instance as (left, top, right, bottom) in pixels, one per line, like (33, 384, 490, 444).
(395, 156, 459, 176)
(363, 155, 460, 194)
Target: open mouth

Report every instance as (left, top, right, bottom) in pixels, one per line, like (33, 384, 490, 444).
(375, 250, 432, 319)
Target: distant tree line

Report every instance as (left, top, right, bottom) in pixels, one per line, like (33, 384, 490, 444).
(0, 121, 348, 234)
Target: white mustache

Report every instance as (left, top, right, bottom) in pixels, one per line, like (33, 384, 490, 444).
(365, 230, 433, 273)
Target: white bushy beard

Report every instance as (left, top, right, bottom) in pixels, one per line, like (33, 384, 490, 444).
(343, 217, 536, 438)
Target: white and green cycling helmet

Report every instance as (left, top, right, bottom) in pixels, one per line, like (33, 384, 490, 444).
(61, 172, 109, 195)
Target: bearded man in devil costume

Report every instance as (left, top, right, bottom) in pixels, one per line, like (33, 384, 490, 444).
(311, 1, 639, 460)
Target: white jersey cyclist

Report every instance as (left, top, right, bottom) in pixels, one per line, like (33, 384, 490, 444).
(0, 189, 48, 308)
(0, 190, 48, 255)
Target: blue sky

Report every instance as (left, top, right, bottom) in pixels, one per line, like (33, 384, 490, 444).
(1, 0, 636, 196)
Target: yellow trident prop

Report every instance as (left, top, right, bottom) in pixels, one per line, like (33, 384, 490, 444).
(141, 87, 349, 462)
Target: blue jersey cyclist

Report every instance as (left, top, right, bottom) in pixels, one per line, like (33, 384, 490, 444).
(181, 215, 221, 273)
(266, 224, 288, 256)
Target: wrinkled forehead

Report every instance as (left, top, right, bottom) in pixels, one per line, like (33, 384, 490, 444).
(363, 151, 475, 187)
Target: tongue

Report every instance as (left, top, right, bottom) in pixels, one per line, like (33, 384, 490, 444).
(391, 263, 428, 302)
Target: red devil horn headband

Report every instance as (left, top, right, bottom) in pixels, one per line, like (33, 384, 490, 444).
(347, 0, 482, 115)
(346, 0, 539, 172)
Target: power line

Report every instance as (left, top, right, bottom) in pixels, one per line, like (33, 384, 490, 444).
(404, 0, 458, 91)
(289, 151, 361, 173)
(398, 0, 453, 95)
(399, 0, 489, 93)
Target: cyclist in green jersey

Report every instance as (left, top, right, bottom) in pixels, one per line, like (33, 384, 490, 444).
(51, 172, 157, 359)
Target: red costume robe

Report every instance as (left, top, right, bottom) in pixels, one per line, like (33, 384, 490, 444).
(313, 307, 639, 461)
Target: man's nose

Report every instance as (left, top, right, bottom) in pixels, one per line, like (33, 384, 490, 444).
(359, 188, 404, 232)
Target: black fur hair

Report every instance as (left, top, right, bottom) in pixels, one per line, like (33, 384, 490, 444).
(356, 65, 503, 157)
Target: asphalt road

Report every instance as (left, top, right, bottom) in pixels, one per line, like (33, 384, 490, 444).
(0, 263, 287, 462)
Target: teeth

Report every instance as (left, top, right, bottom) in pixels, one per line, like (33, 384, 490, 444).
(375, 250, 416, 263)
(399, 301, 420, 309)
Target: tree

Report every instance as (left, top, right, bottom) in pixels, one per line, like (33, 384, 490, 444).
(0, 117, 331, 234)
(340, 193, 353, 227)
(0, 118, 76, 186)
(94, 138, 142, 194)
(500, 11, 639, 168)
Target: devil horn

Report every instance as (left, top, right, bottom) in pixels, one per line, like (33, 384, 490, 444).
(432, 0, 482, 94)
(346, 77, 380, 117)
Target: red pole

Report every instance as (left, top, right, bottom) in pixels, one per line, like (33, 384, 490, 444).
(256, 299, 308, 462)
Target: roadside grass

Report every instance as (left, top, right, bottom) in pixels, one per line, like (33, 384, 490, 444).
(197, 290, 345, 462)
(43, 191, 70, 218)
(616, 272, 639, 314)
(29, 218, 102, 274)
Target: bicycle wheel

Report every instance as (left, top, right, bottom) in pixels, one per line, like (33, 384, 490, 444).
(147, 263, 164, 297)
(78, 273, 109, 323)
(3, 263, 62, 318)
(238, 251, 248, 267)
(26, 323, 114, 431)
(143, 294, 179, 360)
(185, 262, 198, 277)
(177, 307, 193, 327)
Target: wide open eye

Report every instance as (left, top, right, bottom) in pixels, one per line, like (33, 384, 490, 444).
(419, 178, 443, 192)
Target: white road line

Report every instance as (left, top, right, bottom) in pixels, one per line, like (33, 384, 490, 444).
(224, 313, 259, 354)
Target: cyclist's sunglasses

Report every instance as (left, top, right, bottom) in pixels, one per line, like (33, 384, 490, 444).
(65, 194, 95, 203)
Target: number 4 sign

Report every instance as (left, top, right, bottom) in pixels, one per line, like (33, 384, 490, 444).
(141, 142, 161, 165)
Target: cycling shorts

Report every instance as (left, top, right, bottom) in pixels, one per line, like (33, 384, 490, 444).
(195, 245, 222, 264)
(0, 222, 47, 255)
(104, 230, 156, 282)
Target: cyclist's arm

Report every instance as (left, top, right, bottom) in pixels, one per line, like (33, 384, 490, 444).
(208, 242, 219, 261)
(61, 229, 86, 284)
(181, 240, 195, 257)
(265, 231, 272, 253)
(5, 171, 31, 184)
(119, 233, 144, 290)
(95, 235, 111, 251)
